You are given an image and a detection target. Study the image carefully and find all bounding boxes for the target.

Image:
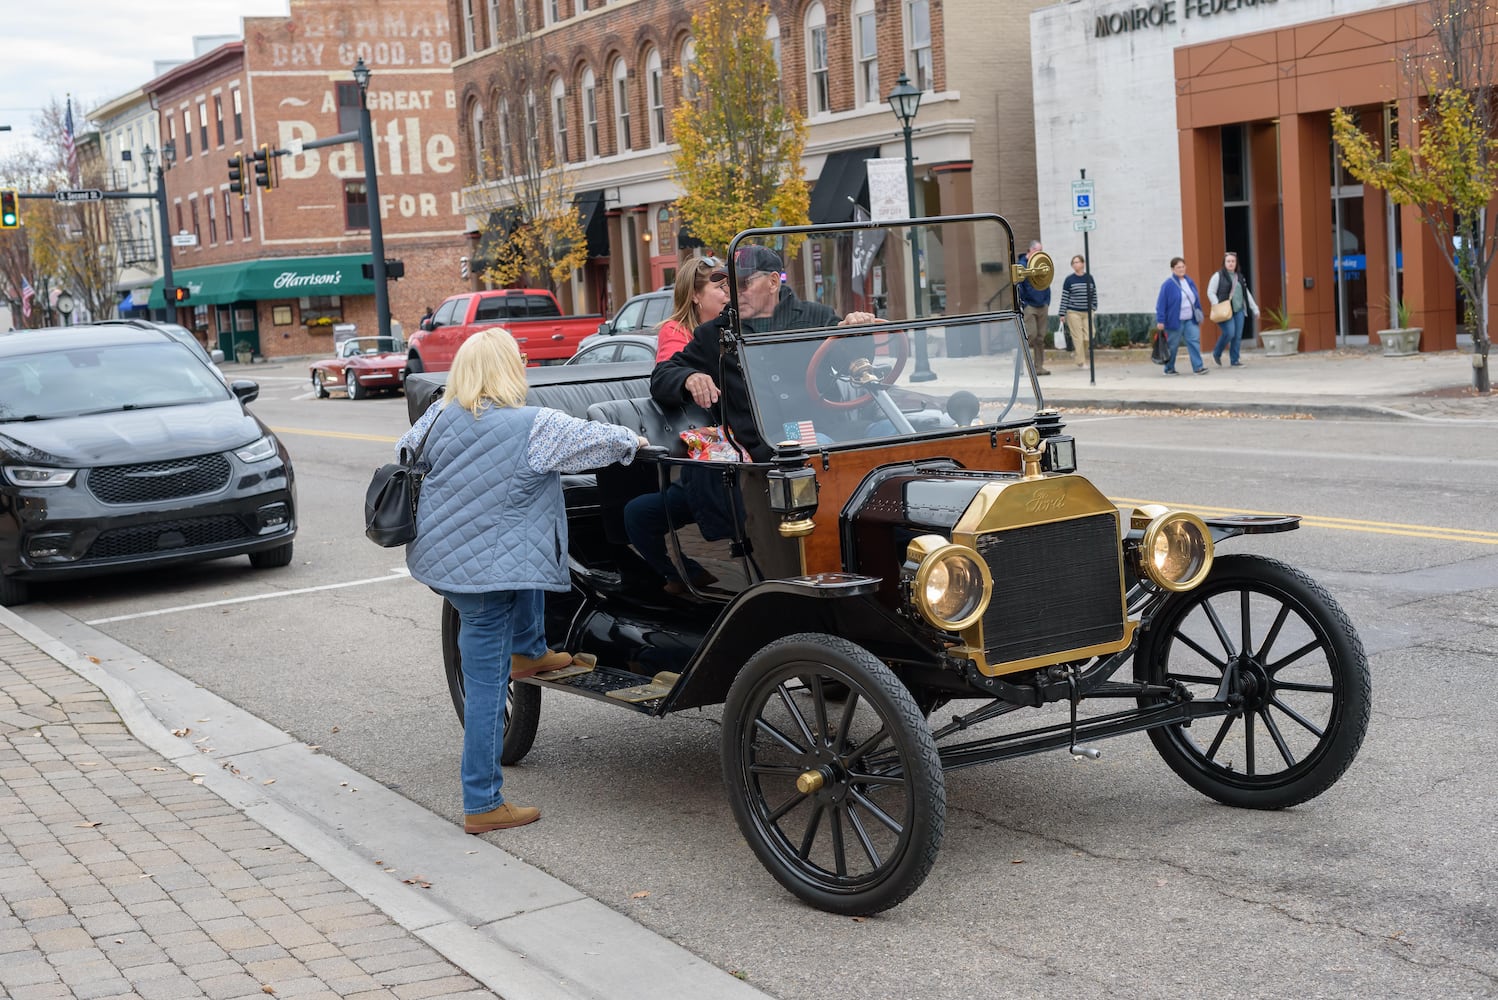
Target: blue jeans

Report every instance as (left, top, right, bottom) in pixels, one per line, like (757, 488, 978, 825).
(1165, 320, 1204, 373)
(1212, 311, 1245, 365)
(623, 484, 704, 582)
(438, 588, 548, 814)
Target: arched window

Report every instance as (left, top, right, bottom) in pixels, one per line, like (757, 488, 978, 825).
(805, 3, 829, 115)
(582, 68, 599, 159)
(680, 39, 698, 103)
(906, 0, 933, 91)
(765, 15, 781, 74)
(497, 97, 512, 176)
(646, 49, 665, 147)
(852, 0, 879, 105)
(524, 89, 539, 172)
(612, 58, 632, 154)
(469, 99, 486, 180)
(551, 77, 569, 163)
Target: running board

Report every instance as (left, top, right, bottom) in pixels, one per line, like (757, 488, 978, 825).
(524, 655, 680, 715)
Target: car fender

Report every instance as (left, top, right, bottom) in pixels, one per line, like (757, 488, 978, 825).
(662, 575, 944, 712)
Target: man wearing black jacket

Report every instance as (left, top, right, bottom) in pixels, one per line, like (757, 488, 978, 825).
(650, 245, 875, 461)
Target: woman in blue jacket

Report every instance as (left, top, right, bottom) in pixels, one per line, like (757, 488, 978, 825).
(1154, 257, 1209, 376)
(400, 328, 646, 834)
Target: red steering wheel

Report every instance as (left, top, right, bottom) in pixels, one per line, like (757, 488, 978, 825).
(806, 331, 910, 411)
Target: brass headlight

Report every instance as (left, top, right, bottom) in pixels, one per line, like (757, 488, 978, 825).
(1138, 511, 1213, 591)
(907, 535, 993, 631)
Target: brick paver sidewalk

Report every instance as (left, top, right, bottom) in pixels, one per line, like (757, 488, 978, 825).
(0, 627, 494, 1000)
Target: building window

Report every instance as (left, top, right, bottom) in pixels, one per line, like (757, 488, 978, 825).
(853, 0, 879, 105)
(498, 98, 512, 175)
(242, 192, 252, 239)
(551, 78, 569, 163)
(462, 0, 477, 55)
(214, 96, 225, 146)
(766, 16, 781, 74)
(232, 88, 243, 141)
(582, 69, 599, 158)
(680, 39, 699, 103)
(223, 190, 234, 241)
(488, 0, 501, 46)
(182, 109, 193, 157)
(189, 196, 200, 245)
(514, 0, 526, 34)
(345, 181, 369, 229)
(337, 83, 361, 134)
(646, 50, 665, 147)
(612, 58, 631, 154)
(524, 89, 539, 171)
(301, 296, 343, 324)
(207, 193, 218, 245)
(198, 102, 209, 151)
(545, 0, 559, 26)
(469, 100, 486, 179)
(806, 4, 829, 115)
(907, 0, 932, 91)
(175, 202, 184, 238)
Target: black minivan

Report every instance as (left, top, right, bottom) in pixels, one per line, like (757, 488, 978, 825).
(0, 325, 296, 605)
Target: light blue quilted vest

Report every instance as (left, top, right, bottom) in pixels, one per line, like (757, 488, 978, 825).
(405, 404, 568, 593)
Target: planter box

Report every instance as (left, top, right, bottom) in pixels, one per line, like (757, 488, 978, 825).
(1375, 327, 1422, 357)
(1260, 328, 1300, 356)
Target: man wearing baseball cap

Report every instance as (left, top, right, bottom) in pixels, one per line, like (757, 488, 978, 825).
(652, 244, 877, 462)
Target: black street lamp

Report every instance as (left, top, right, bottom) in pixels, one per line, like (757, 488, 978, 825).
(352, 57, 392, 340)
(141, 141, 176, 318)
(887, 72, 934, 381)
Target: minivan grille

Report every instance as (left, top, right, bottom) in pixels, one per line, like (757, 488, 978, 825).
(84, 516, 251, 561)
(976, 512, 1124, 666)
(88, 454, 232, 505)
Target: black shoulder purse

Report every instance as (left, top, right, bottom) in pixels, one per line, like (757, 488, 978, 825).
(364, 410, 441, 547)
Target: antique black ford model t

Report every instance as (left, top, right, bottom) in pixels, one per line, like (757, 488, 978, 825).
(405, 214, 1370, 915)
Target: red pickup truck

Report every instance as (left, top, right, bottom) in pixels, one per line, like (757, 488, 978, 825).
(404, 288, 603, 375)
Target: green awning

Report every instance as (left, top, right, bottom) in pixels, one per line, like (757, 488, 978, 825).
(148, 254, 377, 308)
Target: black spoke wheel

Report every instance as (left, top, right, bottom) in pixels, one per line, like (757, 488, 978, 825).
(440, 598, 542, 766)
(722, 633, 945, 915)
(1135, 554, 1370, 809)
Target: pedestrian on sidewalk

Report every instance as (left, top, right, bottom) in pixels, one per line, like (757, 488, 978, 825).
(1154, 257, 1208, 376)
(398, 328, 647, 834)
(1207, 251, 1260, 367)
(1018, 239, 1053, 375)
(1058, 255, 1098, 369)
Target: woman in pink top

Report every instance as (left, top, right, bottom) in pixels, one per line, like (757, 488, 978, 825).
(654, 255, 730, 362)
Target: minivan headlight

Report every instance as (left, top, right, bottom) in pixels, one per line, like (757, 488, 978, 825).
(234, 436, 277, 463)
(1138, 511, 1213, 591)
(906, 535, 992, 631)
(4, 466, 76, 487)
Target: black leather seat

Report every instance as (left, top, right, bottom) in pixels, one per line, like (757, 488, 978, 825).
(404, 361, 654, 425)
(584, 397, 718, 457)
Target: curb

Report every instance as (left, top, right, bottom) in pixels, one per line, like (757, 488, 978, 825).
(2, 604, 772, 1000)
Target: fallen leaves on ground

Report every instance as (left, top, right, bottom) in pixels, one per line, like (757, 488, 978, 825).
(630, 891, 650, 899)
(171, 728, 191, 738)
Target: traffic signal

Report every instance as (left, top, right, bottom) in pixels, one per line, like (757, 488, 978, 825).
(227, 153, 244, 196)
(252, 145, 274, 190)
(0, 189, 18, 229)
(170, 286, 191, 305)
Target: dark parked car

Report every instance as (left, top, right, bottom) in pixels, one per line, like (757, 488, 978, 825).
(406, 215, 1369, 916)
(0, 325, 296, 605)
(587, 289, 672, 341)
(564, 333, 658, 366)
(95, 317, 226, 366)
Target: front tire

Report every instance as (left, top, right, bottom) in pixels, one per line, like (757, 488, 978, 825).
(441, 598, 543, 766)
(0, 574, 30, 607)
(249, 541, 294, 569)
(313, 372, 329, 398)
(722, 633, 945, 915)
(1135, 554, 1371, 810)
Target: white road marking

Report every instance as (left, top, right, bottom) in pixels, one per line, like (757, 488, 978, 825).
(84, 569, 413, 625)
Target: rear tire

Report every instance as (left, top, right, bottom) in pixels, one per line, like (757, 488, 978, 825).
(249, 541, 294, 569)
(441, 598, 543, 766)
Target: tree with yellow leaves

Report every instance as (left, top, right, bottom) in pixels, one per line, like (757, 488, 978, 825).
(670, 0, 809, 256)
(1331, 0, 1497, 392)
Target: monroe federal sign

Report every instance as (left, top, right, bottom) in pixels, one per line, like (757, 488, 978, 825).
(1094, 0, 1293, 37)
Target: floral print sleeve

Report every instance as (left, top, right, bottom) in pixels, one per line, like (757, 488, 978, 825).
(526, 408, 639, 474)
(396, 399, 442, 456)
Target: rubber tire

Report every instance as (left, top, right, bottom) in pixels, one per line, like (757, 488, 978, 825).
(441, 598, 543, 766)
(721, 632, 945, 915)
(313, 372, 329, 398)
(405, 353, 425, 377)
(346, 371, 365, 400)
(0, 574, 30, 607)
(1135, 554, 1371, 810)
(248, 541, 294, 569)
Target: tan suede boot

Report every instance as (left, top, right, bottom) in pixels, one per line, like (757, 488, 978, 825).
(464, 802, 541, 833)
(511, 649, 572, 680)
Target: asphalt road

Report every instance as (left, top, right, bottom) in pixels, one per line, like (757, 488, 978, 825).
(22, 363, 1498, 1000)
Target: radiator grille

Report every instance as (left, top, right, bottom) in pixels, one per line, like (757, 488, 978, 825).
(84, 516, 251, 561)
(88, 454, 232, 505)
(977, 512, 1124, 666)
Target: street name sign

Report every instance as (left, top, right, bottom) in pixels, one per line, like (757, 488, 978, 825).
(171, 233, 199, 248)
(1071, 179, 1095, 217)
(1073, 217, 1097, 232)
(54, 189, 104, 203)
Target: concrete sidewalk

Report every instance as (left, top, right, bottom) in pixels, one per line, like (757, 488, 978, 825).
(0, 608, 771, 1000)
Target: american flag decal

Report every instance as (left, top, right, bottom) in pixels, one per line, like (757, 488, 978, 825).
(782, 420, 818, 449)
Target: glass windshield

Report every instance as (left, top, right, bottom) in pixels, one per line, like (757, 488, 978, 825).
(343, 337, 401, 356)
(729, 216, 1042, 448)
(0, 342, 231, 422)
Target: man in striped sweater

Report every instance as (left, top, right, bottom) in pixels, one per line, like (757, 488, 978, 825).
(1057, 255, 1098, 369)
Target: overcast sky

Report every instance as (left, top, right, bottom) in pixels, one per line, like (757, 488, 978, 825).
(2, 0, 291, 152)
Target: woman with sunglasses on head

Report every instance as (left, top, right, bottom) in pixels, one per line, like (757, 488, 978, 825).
(655, 256, 731, 362)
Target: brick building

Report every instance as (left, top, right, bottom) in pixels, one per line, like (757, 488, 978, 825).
(449, 0, 1051, 326)
(144, 0, 465, 360)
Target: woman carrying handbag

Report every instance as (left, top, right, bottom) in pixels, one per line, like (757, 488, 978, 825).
(1206, 251, 1260, 367)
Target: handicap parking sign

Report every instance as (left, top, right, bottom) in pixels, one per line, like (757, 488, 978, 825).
(1071, 179, 1095, 217)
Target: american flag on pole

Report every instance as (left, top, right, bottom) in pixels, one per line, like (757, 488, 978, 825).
(63, 96, 79, 186)
(20, 277, 35, 319)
